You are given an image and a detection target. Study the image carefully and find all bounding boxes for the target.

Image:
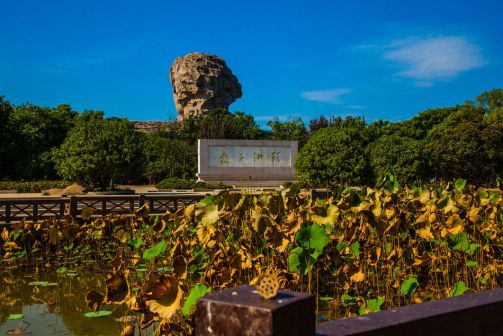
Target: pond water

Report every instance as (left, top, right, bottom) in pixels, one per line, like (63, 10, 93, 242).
(0, 268, 154, 336)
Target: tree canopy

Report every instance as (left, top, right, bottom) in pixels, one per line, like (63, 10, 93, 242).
(52, 112, 142, 190)
(295, 124, 372, 186)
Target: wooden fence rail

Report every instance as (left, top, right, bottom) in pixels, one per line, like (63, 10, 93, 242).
(0, 194, 206, 224)
(195, 285, 503, 336)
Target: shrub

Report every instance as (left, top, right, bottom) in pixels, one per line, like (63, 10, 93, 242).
(295, 125, 372, 187)
(156, 178, 230, 190)
(194, 181, 230, 189)
(0, 180, 68, 193)
(156, 178, 195, 190)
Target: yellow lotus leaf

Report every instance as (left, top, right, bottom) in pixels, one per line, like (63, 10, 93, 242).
(352, 201, 370, 213)
(1, 228, 9, 242)
(440, 228, 448, 238)
(196, 223, 216, 245)
(446, 214, 461, 227)
(372, 204, 382, 218)
(195, 199, 219, 226)
(3, 242, 18, 251)
(281, 212, 302, 234)
(385, 207, 395, 219)
(252, 207, 273, 234)
(264, 227, 289, 252)
(442, 199, 458, 214)
(350, 271, 365, 283)
(417, 227, 434, 240)
(120, 325, 134, 336)
(447, 224, 464, 235)
(415, 211, 429, 225)
(249, 276, 259, 285)
(469, 207, 481, 223)
(419, 191, 431, 204)
(413, 254, 430, 266)
(310, 204, 339, 226)
(145, 286, 182, 320)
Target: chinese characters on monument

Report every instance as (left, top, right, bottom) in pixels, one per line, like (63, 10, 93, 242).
(209, 146, 291, 168)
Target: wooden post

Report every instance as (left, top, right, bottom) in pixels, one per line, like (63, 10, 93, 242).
(70, 196, 78, 218)
(5, 203, 11, 224)
(32, 203, 38, 222)
(59, 200, 65, 218)
(195, 285, 315, 336)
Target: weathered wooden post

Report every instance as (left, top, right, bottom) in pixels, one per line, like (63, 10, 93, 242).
(195, 285, 315, 336)
(69, 196, 78, 218)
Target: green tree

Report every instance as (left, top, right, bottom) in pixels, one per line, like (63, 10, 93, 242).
(0, 96, 15, 179)
(10, 103, 77, 179)
(267, 117, 307, 142)
(52, 112, 142, 190)
(178, 109, 262, 144)
(383, 107, 457, 140)
(142, 134, 196, 184)
(294, 123, 372, 186)
(472, 88, 503, 111)
(369, 135, 429, 183)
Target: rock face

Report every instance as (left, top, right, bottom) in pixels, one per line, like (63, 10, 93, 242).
(169, 52, 242, 120)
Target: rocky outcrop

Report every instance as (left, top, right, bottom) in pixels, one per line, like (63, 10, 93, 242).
(169, 52, 242, 120)
(133, 121, 173, 134)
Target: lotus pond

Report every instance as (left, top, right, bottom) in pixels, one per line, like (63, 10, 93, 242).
(0, 180, 502, 335)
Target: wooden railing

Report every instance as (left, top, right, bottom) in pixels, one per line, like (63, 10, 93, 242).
(194, 286, 503, 336)
(0, 194, 206, 224)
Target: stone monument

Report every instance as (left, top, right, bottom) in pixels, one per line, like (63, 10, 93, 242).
(198, 139, 298, 187)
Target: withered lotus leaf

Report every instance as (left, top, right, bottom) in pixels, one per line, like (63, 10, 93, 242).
(105, 270, 129, 304)
(142, 273, 183, 320)
(48, 225, 59, 245)
(158, 319, 188, 335)
(81, 207, 94, 221)
(119, 325, 134, 336)
(86, 290, 104, 313)
(115, 315, 136, 323)
(111, 253, 124, 271)
(172, 255, 188, 279)
(139, 313, 156, 329)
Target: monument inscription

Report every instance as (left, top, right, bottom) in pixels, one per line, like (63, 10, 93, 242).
(198, 139, 298, 186)
(208, 146, 292, 168)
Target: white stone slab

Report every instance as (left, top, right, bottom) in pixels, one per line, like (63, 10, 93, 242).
(198, 139, 298, 186)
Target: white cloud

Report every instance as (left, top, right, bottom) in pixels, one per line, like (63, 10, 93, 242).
(301, 88, 351, 104)
(383, 36, 485, 85)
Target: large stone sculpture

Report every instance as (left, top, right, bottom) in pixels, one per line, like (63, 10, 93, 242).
(169, 52, 242, 120)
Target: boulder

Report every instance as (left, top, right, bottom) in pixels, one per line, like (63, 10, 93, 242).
(62, 183, 86, 196)
(169, 52, 242, 120)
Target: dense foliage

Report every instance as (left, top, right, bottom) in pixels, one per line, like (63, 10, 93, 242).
(0, 89, 502, 187)
(52, 112, 143, 190)
(0, 181, 501, 333)
(296, 89, 503, 186)
(295, 119, 372, 186)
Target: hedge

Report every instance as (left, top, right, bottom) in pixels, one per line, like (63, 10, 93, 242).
(0, 181, 68, 193)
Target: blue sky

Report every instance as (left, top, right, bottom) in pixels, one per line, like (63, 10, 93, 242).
(0, 0, 502, 125)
